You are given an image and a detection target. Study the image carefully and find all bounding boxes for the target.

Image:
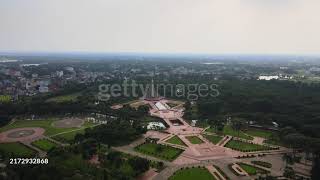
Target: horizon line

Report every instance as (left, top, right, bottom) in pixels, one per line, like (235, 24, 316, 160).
(0, 51, 319, 57)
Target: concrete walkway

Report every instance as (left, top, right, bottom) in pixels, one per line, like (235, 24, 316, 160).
(218, 136, 232, 147)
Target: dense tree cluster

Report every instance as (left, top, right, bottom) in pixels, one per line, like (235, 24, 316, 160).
(2, 144, 150, 180)
(182, 79, 320, 139)
(83, 120, 146, 147)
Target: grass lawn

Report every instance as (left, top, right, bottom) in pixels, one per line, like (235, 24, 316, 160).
(223, 126, 253, 140)
(52, 128, 86, 143)
(135, 143, 183, 161)
(32, 139, 58, 151)
(251, 161, 272, 168)
(0, 119, 95, 136)
(0, 142, 36, 157)
(169, 167, 215, 180)
(203, 134, 223, 144)
(238, 163, 257, 175)
(225, 140, 276, 152)
(245, 129, 273, 138)
(46, 93, 81, 103)
(186, 136, 204, 144)
(166, 136, 187, 146)
(238, 163, 269, 175)
(206, 125, 253, 140)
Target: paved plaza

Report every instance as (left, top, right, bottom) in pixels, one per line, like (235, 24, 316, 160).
(0, 127, 45, 143)
(115, 97, 295, 180)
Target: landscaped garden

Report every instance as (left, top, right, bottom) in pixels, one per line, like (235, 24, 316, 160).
(135, 143, 183, 161)
(0, 142, 36, 157)
(225, 139, 277, 152)
(206, 125, 253, 140)
(237, 163, 269, 175)
(166, 136, 187, 146)
(32, 139, 58, 151)
(169, 167, 215, 180)
(186, 136, 204, 144)
(203, 134, 223, 144)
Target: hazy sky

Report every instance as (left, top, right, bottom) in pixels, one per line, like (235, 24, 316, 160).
(0, 0, 319, 54)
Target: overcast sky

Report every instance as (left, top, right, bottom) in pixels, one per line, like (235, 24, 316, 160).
(0, 0, 319, 54)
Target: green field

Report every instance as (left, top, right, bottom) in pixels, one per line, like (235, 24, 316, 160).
(52, 129, 86, 143)
(206, 125, 253, 140)
(46, 93, 81, 103)
(238, 163, 269, 175)
(32, 139, 58, 151)
(0, 143, 36, 157)
(225, 140, 276, 152)
(238, 163, 257, 175)
(135, 143, 183, 161)
(203, 134, 223, 144)
(0, 119, 95, 136)
(166, 136, 187, 146)
(245, 129, 273, 138)
(186, 136, 204, 144)
(169, 167, 215, 180)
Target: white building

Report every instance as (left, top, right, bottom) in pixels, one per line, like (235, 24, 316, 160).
(147, 122, 166, 130)
(258, 75, 279, 81)
(56, 71, 64, 77)
(155, 102, 168, 111)
(191, 120, 198, 127)
(32, 74, 38, 78)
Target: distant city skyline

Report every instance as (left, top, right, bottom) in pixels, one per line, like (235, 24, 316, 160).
(1, 0, 320, 54)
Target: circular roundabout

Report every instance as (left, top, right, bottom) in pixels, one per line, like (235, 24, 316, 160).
(0, 127, 45, 143)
